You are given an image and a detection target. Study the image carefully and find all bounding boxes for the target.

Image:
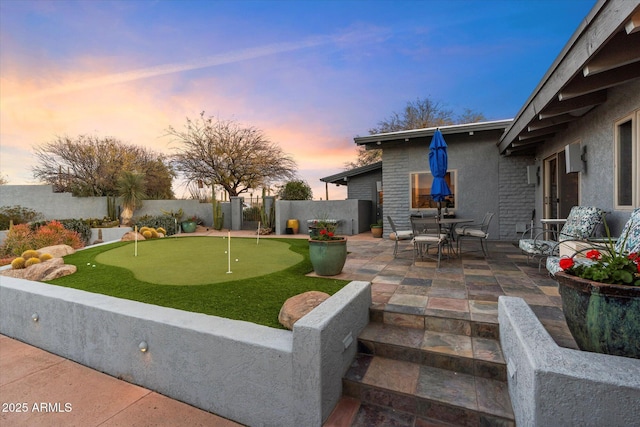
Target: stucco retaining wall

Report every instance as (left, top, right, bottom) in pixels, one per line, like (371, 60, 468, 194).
(499, 296, 640, 426)
(0, 276, 370, 426)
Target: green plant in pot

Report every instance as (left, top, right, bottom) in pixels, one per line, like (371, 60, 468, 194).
(371, 220, 383, 238)
(308, 218, 346, 276)
(555, 210, 640, 359)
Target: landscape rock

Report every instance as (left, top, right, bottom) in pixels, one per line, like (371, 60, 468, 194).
(37, 244, 76, 258)
(0, 257, 77, 281)
(278, 291, 330, 330)
(121, 231, 146, 241)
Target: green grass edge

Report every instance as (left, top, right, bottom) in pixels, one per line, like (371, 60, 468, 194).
(48, 238, 349, 329)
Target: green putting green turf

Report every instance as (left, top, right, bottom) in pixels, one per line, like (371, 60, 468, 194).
(95, 236, 303, 286)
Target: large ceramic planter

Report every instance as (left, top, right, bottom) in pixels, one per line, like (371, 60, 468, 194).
(308, 238, 347, 276)
(181, 221, 197, 233)
(555, 271, 640, 359)
(371, 226, 383, 238)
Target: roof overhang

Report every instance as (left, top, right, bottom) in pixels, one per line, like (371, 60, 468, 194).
(320, 161, 382, 185)
(354, 119, 513, 148)
(499, 0, 640, 155)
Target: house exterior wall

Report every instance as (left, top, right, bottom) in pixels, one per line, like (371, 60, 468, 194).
(533, 79, 640, 234)
(346, 169, 382, 225)
(381, 130, 531, 240)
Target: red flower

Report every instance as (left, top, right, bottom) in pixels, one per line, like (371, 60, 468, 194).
(328, 231, 334, 237)
(559, 257, 574, 270)
(628, 253, 639, 262)
(320, 229, 327, 235)
(586, 250, 601, 260)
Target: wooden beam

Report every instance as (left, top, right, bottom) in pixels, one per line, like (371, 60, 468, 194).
(560, 62, 640, 100)
(539, 90, 606, 119)
(518, 123, 567, 141)
(583, 30, 640, 76)
(527, 113, 582, 132)
(626, 8, 640, 34)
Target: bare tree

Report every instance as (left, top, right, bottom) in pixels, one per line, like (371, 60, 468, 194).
(346, 97, 485, 169)
(32, 135, 174, 198)
(168, 113, 297, 197)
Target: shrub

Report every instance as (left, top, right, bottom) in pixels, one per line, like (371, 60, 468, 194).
(142, 230, 152, 239)
(134, 215, 178, 236)
(39, 253, 53, 262)
(59, 219, 92, 245)
(0, 256, 16, 267)
(139, 226, 151, 234)
(21, 249, 40, 260)
(149, 228, 159, 239)
(11, 257, 26, 269)
(25, 257, 41, 267)
(157, 227, 167, 235)
(0, 205, 44, 230)
(0, 220, 84, 257)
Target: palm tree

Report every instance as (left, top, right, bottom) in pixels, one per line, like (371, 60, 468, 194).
(117, 171, 147, 226)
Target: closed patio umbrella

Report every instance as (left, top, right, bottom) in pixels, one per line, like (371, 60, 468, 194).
(429, 129, 452, 218)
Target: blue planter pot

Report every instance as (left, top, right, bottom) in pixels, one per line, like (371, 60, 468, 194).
(556, 272, 640, 359)
(181, 221, 197, 233)
(308, 238, 347, 276)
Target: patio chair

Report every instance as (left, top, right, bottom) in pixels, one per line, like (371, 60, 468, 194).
(411, 216, 448, 268)
(455, 212, 494, 257)
(546, 208, 640, 276)
(518, 206, 604, 270)
(387, 216, 413, 258)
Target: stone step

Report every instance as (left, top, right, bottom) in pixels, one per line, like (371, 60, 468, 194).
(358, 321, 506, 382)
(342, 354, 515, 427)
(369, 304, 500, 340)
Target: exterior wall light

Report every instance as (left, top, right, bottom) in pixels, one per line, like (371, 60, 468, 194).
(139, 341, 148, 353)
(31, 313, 39, 322)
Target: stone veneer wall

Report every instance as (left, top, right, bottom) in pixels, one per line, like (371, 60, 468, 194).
(497, 154, 536, 240)
(0, 276, 371, 427)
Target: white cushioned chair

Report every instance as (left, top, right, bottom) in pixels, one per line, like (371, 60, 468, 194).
(455, 212, 494, 257)
(387, 216, 413, 258)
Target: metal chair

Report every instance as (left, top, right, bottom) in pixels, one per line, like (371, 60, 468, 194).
(455, 212, 494, 257)
(387, 216, 413, 258)
(410, 216, 448, 268)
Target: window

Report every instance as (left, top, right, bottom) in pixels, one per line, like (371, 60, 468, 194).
(614, 111, 639, 209)
(410, 171, 456, 210)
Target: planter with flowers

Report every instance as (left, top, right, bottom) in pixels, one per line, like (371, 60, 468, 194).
(308, 219, 346, 276)
(555, 210, 640, 359)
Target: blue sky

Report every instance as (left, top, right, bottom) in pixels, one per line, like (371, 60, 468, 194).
(0, 0, 596, 199)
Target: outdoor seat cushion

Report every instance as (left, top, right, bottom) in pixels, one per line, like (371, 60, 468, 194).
(457, 227, 487, 238)
(413, 234, 447, 243)
(390, 230, 413, 240)
(519, 238, 557, 256)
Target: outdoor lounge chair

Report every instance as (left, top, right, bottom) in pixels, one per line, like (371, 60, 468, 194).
(546, 208, 640, 276)
(387, 216, 413, 258)
(518, 206, 604, 270)
(411, 216, 448, 268)
(455, 212, 494, 257)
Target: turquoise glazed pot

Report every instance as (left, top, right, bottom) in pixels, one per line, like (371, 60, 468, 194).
(308, 238, 347, 276)
(555, 272, 640, 359)
(181, 221, 197, 233)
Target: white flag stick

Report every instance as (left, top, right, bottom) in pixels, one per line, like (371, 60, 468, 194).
(257, 221, 260, 245)
(134, 225, 138, 257)
(226, 231, 232, 274)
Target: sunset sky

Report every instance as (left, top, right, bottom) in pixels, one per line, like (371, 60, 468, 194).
(0, 0, 595, 200)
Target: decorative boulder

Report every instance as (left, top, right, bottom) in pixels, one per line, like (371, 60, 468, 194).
(278, 291, 330, 330)
(0, 257, 77, 281)
(37, 244, 75, 258)
(121, 231, 146, 241)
